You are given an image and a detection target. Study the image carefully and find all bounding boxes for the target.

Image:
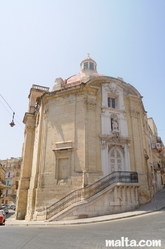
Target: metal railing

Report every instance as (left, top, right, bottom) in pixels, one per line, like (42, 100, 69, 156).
(46, 171, 138, 219)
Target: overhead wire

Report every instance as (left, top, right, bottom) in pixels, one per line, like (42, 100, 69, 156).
(0, 94, 14, 113)
(0, 99, 12, 116)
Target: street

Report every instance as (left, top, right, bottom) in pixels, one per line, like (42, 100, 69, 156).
(0, 209, 165, 249)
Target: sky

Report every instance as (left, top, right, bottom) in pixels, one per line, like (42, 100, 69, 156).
(0, 0, 165, 159)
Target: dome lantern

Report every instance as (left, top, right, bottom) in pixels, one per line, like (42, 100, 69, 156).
(80, 54, 97, 73)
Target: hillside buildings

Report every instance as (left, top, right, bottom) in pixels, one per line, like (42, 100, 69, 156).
(16, 56, 165, 221)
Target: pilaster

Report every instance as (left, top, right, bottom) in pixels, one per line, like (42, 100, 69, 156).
(16, 114, 35, 220)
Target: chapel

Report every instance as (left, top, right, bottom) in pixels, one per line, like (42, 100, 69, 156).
(16, 56, 165, 221)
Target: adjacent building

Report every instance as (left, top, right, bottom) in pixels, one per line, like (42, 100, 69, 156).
(148, 118, 165, 187)
(16, 56, 165, 221)
(0, 163, 6, 207)
(0, 157, 22, 206)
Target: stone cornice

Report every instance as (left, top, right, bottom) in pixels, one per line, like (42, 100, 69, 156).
(40, 83, 98, 104)
(100, 134, 131, 149)
(23, 112, 36, 125)
(86, 76, 141, 98)
(130, 108, 140, 118)
(101, 106, 126, 115)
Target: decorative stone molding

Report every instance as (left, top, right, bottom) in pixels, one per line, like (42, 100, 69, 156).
(54, 141, 73, 151)
(130, 109, 140, 118)
(101, 108, 106, 113)
(96, 88, 101, 96)
(100, 140, 106, 150)
(110, 132, 121, 142)
(144, 149, 149, 160)
(105, 82, 119, 94)
(108, 144, 124, 152)
(84, 96, 97, 110)
(100, 134, 130, 149)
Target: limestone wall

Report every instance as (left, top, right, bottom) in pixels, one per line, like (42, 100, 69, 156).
(25, 85, 102, 219)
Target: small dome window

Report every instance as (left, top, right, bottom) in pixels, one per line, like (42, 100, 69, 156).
(89, 62, 94, 70)
(84, 62, 88, 70)
(80, 55, 97, 72)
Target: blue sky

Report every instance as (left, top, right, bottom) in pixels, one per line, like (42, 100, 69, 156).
(0, 0, 165, 159)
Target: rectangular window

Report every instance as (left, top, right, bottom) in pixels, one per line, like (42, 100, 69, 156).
(108, 97, 111, 107)
(15, 181, 19, 190)
(112, 98, 115, 108)
(108, 97, 116, 108)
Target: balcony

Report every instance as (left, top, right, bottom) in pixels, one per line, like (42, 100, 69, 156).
(151, 142, 163, 154)
(156, 136, 162, 143)
(5, 174, 14, 179)
(5, 184, 12, 188)
(153, 162, 164, 172)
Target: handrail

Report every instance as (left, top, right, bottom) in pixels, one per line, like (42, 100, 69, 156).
(46, 171, 138, 219)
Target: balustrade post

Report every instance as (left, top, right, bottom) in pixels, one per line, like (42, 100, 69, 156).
(122, 186, 125, 204)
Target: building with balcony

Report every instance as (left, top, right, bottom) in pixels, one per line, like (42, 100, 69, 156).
(16, 56, 165, 221)
(0, 163, 6, 207)
(148, 118, 165, 187)
(0, 157, 22, 205)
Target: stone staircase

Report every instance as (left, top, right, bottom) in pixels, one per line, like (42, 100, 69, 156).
(35, 171, 139, 221)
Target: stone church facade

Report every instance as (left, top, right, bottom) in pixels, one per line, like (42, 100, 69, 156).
(16, 56, 165, 221)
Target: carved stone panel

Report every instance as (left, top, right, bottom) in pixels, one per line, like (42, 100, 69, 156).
(84, 96, 97, 110)
(130, 109, 140, 118)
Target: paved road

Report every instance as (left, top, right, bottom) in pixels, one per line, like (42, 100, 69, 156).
(1, 209, 165, 249)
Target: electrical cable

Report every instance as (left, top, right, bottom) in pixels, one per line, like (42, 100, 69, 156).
(0, 99, 12, 116)
(0, 94, 14, 113)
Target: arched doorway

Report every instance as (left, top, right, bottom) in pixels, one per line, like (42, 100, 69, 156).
(108, 146, 124, 173)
